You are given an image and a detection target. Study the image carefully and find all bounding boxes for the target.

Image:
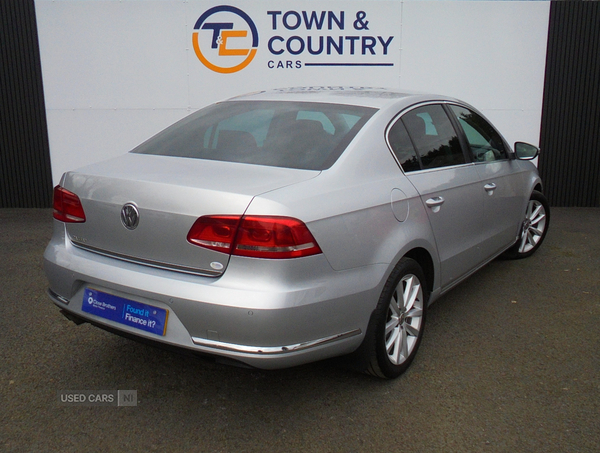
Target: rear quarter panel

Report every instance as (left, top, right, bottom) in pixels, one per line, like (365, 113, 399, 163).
(245, 111, 439, 278)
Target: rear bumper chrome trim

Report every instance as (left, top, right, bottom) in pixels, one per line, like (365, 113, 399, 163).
(191, 329, 361, 355)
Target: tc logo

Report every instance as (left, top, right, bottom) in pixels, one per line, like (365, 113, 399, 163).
(192, 5, 259, 74)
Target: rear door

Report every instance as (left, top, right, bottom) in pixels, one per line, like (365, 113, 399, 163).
(387, 103, 485, 289)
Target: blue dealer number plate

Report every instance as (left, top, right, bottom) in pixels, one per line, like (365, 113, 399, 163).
(82, 288, 168, 336)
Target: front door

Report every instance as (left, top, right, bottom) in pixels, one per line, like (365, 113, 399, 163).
(448, 104, 527, 260)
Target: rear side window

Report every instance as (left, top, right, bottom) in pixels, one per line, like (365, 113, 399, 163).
(401, 105, 465, 170)
(387, 120, 421, 173)
(133, 101, 376, 170)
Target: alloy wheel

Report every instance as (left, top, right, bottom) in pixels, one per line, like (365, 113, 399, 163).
(385, 274, 424, 365)
(518, 198, 547, 254)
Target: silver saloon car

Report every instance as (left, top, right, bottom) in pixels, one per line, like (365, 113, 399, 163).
(44, 87, 549, 378)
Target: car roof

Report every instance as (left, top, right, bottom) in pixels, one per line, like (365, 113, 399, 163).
(225, 87, 459, 110)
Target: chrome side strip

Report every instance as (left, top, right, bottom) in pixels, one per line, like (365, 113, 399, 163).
(192, 329, 362, 355)
(70, 241, 221, 277)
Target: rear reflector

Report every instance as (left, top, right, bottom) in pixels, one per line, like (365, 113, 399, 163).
(53, 185, 86, 223)
(187, 215, 322, 259)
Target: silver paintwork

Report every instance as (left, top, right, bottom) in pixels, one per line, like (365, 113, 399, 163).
(61, 154, 319, 277)
(44, 87, 543, 369)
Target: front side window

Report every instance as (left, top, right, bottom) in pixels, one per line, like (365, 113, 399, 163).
(133, 101, 375, 170)
(449, 105, 507, 162)
(401, 105, 465, 170)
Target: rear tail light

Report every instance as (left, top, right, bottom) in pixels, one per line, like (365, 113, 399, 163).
(53, 185, 86, 223)
(187, 215, 322, 259)
(186, 216, 240, 255)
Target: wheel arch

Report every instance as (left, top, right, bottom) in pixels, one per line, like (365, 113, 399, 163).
(403, 247, 434, 294)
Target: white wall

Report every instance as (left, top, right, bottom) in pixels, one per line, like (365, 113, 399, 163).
(35, 0, 550, 184)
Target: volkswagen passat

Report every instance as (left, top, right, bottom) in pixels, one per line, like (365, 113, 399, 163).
(44, 87, 549, 378)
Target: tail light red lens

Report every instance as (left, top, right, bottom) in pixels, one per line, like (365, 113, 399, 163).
(235, 216, 322, 259)
(53, 185, 86, 223)
(186, 216, 241, 254)
(187, 215, 322, 259)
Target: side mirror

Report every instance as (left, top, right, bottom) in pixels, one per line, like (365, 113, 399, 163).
(514, 142, 539, 160)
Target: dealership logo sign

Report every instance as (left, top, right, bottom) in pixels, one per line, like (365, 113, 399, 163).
(192, 6, 394, 73)
(192, 5, 259, 74)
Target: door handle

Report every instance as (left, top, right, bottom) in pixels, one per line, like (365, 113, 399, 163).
(425, 197, 445, 212)
(484, 183, 497, 195)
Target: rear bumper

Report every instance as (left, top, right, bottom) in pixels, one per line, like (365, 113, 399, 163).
(44, 222, 385, 369)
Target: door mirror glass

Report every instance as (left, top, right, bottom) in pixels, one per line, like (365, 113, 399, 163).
(514, 142, 539, 160)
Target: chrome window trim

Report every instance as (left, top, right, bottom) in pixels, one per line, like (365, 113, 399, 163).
(385, 100, 473, 174)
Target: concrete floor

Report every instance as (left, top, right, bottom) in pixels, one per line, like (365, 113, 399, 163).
(1, 208, 598, 452)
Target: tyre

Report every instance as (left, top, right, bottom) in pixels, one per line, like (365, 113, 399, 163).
(503, 190, 550, 259)
(355, 258, 428, 379)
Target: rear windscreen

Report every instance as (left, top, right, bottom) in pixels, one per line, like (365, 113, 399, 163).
(132, 101, 376, 170)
